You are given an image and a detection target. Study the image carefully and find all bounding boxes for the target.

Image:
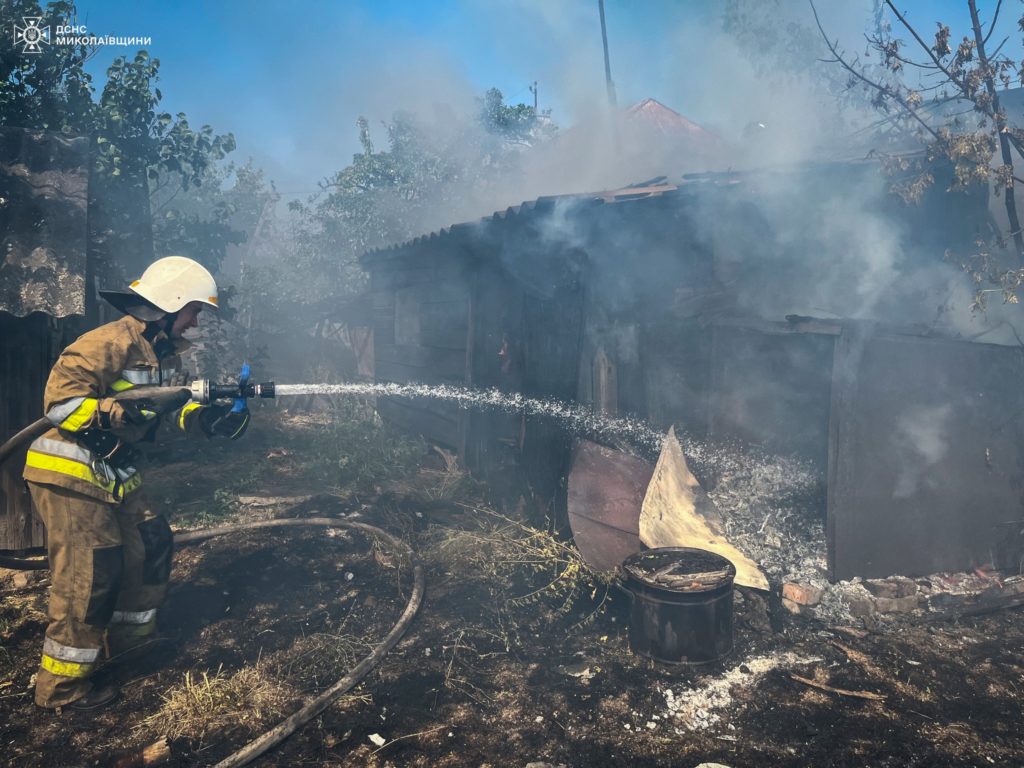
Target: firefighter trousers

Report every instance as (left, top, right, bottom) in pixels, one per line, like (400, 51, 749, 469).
(28, 482, 174, 708)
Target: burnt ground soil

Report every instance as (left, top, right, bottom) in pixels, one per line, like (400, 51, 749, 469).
(1, 409, 1023, 767)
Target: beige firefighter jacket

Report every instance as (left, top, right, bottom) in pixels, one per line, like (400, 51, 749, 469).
(23, 315, 206, 503)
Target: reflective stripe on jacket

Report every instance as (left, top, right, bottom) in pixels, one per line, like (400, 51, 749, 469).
(23, 315, 197, 503)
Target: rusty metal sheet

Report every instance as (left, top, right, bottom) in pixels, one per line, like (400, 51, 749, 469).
(0, 128, 89, 318)
(568, 440, 653, 572)
(828, 330, 1024, 580)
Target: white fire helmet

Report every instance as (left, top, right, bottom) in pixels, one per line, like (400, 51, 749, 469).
(128, 256, 219, 314)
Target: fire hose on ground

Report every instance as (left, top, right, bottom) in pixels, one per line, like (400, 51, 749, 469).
(0, 370, 427, 764)
(4, 516, 425, 767)
(178, 518, 425, 768)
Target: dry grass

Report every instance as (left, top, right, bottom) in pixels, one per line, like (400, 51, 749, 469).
(140, 631, 378, 743)
(415, 447, 483, 503)
(267, 631, 373, 691)
(421, 506, 613, 626)
(140, 663, 296, 742)
(384, 447, 485, 512)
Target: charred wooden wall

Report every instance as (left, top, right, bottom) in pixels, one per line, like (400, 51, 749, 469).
(363, 171, 1021, 580)
(707, 322, 836, 468)
(575, 192, 717, 430)
(370, 235, 474, 452)
(367, 210, 588, 524)
(0, 313, 80, 550)
(462, 257, 527, 502)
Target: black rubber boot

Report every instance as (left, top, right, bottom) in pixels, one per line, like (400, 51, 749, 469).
(66, 683, 119, 712)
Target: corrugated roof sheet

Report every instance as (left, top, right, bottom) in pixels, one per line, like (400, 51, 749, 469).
(361, 177, 725, 263)
(0, 127, 89, 318)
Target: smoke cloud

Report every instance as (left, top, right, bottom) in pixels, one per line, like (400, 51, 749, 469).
(892, 404, 952, 498)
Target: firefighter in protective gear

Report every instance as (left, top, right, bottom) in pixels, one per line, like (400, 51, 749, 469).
(24, 256, 250, 710)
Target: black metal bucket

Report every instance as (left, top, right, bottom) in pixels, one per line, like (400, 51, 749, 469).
(621, 547, 736, 665)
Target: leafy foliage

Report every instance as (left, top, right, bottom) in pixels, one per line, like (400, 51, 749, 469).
(240, 89, 556, 339)
(478, 87, 555, 146)
(289, 112, 463, 276)
(1, 1, 242, 280)
(808, 0, 1024, 305)
(0, 0, 94, 131)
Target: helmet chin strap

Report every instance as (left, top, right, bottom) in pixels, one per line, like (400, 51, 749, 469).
(142, 312, 180, 360)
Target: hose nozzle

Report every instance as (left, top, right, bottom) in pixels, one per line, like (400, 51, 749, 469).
(189, 379, 276, 404)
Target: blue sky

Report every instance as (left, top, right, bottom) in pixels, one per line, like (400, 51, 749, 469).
(67, 0, 1024, 200)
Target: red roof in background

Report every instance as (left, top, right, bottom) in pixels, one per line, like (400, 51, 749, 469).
(623, 97, 730, 157)
(553, 96, 731, 164)
(624, 97, 716, 139)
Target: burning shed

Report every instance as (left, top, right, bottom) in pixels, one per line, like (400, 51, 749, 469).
(0, 127, 92, 550)
(361, 160, 1024, 582)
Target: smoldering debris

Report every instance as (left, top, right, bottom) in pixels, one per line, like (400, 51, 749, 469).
(657, 431, 829, 595)
(277, 382, 1017, 630)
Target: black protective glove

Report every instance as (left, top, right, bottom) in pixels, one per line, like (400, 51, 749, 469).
(166, 370, 194, 387)
(69, 428, 137, 469)
(198, 402, 250, 440)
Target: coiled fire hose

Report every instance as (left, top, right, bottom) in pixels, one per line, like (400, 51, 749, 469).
(178, 518, 426, 768)
(6, 516, 425, 767)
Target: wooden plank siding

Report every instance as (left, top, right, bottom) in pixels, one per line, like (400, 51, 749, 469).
(826, 331, 1024, 580)
(0, 313, 79, 549)
(462, 258, 526, 497)
(368, 239, 475, 451)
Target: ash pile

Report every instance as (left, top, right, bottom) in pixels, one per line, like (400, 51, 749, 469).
(570, 427, 1024, 631)
(701, 440, 1023, 628)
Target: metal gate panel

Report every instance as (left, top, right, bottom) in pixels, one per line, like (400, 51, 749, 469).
(828, 331, 1024, 580)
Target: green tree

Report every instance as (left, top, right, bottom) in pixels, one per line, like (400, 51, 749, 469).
(240, 89, 556, 343)
(0, 0, 94, 131)
(304, 93, 551, 285)
(478, 87, 555, 146)
(1, 0, 240, 280)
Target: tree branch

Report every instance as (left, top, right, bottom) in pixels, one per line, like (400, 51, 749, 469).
(810, 0, 943, 144)
(983, 0, 1004, 46)
(884, 0, 973, 96)
(1005, 132, 1024, 163)
(969, 0, 1024, 262)
(866, 38, 942, 70)
(988, 35, 1009, 60)
(884, 1, 1014, 126)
